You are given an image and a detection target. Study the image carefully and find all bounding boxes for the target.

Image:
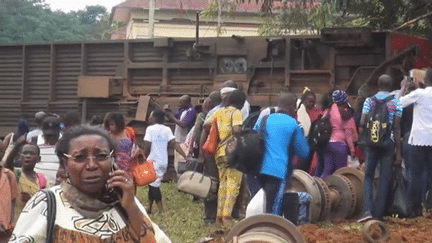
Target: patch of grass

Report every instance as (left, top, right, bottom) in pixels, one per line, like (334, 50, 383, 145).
(136, 182, 215, 243)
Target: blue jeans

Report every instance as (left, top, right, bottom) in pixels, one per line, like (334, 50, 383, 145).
(363, 143, 394, 219)
(408, 145, 432, 213)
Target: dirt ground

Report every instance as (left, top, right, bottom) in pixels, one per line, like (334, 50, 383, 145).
(207, 215, 432, 243)
(300, 215, 432, 243)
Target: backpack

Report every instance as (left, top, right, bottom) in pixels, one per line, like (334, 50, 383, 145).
(228, 114, 271, 175)
(308, 113, 332, 150)
(362, 95, 394, 147)
(242, 107, 276, 131)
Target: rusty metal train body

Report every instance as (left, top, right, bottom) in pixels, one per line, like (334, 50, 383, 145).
(0, 29, 430, 135)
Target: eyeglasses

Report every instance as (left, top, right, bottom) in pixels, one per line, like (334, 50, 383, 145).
(63, 151, 114, 163)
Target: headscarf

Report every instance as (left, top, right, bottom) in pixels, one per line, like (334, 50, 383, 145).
(332, 90, 348, 105)
(220, 87, 236, 99)
(15, 119, 29, 142)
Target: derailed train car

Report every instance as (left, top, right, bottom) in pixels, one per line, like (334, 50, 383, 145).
(0, 28, 430, 135)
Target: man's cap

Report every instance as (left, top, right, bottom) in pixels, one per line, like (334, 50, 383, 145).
(42, 116, 61, 130)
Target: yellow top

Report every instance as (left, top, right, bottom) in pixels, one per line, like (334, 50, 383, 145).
(207, 106, 242, 158)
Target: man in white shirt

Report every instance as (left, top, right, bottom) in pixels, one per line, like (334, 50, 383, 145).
(143, 110, 187, 213)
(27, 111, 46, 142)
(399, 68, 432, 217)
(33, 116, 61, 187)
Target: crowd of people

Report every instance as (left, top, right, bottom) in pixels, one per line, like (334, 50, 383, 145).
(0, 69, 432, 241)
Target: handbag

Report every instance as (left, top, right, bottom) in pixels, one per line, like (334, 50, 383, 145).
(132, 154, 157, 187)
(202, 119, 219, 156)
(228, 114, 271, 175)
(177, 163, 217, 199)
(42, 190, 56, 243)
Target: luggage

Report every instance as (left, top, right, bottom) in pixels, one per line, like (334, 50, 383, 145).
(177, 163, 217, 199)
(228, 114, 271, 175)
(282, 192, 311, 226)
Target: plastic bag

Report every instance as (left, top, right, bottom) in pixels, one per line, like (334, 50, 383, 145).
(387, 166, 410, 218)
(347, 156, 360, 168)
(245, 188, 266, 218)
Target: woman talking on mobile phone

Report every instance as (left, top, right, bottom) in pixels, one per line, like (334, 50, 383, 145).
(9, 125, 171, 243)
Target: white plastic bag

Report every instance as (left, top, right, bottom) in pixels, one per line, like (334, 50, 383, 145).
(347, 156, 360, 168)
(245, 188, 266, 218)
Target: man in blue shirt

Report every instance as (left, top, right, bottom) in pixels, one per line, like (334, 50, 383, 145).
(254, 92, 309, 215)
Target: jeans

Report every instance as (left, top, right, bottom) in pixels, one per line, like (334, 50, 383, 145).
(408, 145, 432, 213)
(363, 143, 394, 219)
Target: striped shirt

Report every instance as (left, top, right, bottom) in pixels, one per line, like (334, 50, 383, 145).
(33, 135, 60, 188)
(362, 91, 403, 126)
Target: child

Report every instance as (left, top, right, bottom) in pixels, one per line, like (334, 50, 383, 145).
(143, 110, 187, 213)
(0, 166, 18, 243)
(4, 137, 46, 221)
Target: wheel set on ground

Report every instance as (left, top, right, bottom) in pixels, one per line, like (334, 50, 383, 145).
(225, 167, 366, 242)
(225, 214, 307, 243)
(286, 167, 365, 223)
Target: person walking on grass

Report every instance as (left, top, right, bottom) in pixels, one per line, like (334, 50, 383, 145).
(143, 110, 187, 214)
(202, 89, 245, 226)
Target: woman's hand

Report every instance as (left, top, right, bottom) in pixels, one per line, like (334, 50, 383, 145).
(107, 170, 136, 210)
(131, 144, 145, 161)
(107, 170, 145, 237)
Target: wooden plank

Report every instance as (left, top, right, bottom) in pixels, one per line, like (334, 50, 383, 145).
(135, 95, 151, 121)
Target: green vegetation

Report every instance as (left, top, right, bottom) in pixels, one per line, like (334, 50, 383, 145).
(258, 0, 432, 39)
(136, 182, 216, 243)
(0, 0, 119, 43)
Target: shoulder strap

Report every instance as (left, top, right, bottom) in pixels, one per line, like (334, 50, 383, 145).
(31, 136, 38, 145)
(383, 95, 395, 103)
(42, 190, 56, 243)
(259, 114, 271, 137)
(16, 168, 22, 183)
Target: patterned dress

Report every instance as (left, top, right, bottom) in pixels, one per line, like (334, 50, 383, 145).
(9, 186, 171, 243)
(206, 106, 243, 219)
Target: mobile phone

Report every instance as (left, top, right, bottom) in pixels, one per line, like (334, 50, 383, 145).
(405, 75, 412, 82)
(107, 158, 123, 199)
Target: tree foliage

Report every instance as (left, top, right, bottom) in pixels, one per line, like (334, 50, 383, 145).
(0, 0, 116, 44)
(258, 0, 432, 39)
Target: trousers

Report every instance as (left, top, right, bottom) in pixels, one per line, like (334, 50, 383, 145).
(363, 142, 394, 219)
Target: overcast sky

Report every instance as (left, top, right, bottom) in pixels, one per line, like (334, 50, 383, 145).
(44, 0, 124, 13)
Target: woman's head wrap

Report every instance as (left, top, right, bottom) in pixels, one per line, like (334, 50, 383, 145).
(220, 87, 236, 98)
(332, 90, 348, 105)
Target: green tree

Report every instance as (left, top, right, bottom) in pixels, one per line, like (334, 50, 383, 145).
(257, 0, 432, 39)
(0, 0, 115, 43)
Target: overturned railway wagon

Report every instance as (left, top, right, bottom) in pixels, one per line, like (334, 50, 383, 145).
(0, 29, 431, 136)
